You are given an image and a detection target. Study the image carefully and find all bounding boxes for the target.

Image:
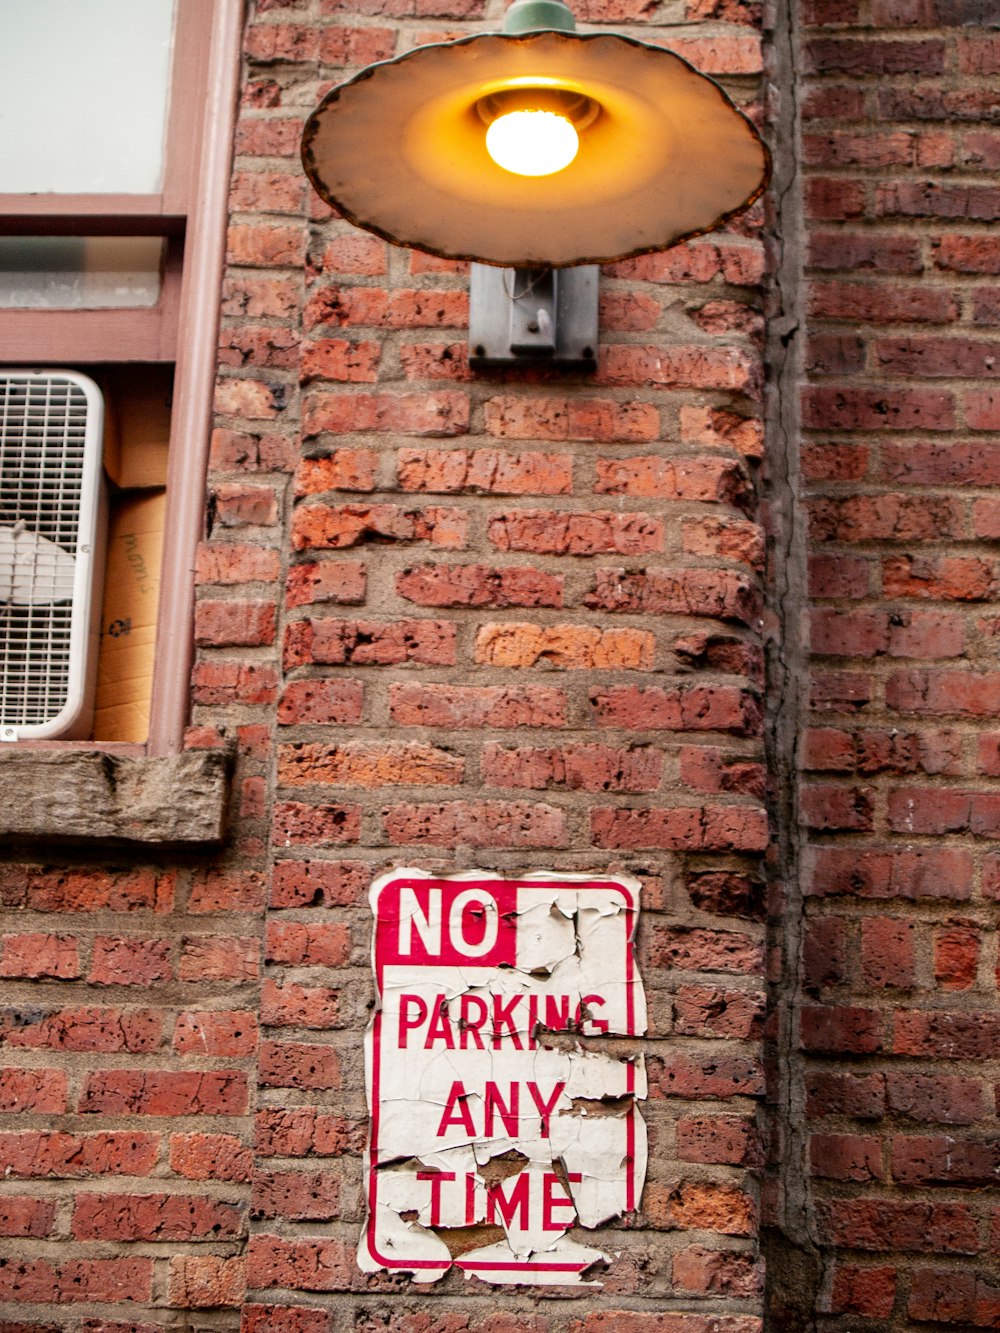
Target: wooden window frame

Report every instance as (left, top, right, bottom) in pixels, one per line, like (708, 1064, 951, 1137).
(0, 0, 244, 756)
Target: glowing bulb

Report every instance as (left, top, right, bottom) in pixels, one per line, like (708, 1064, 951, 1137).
(485, 109, 579, 177)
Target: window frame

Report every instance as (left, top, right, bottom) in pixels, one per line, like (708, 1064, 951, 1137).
(0, 0, 245, 756)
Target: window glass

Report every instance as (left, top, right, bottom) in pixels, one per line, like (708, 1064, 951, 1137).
(0, 238, 164, 309)
(0, 0, 176, 194)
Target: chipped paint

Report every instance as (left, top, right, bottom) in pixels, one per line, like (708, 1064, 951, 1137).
(359, 868, 647, 1286)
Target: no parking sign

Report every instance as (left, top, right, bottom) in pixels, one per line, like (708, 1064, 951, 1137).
(359, 869, 648, 1285)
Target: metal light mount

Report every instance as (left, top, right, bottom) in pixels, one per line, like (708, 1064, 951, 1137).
(301, 0, 770, 368)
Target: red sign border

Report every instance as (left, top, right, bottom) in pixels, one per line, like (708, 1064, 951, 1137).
(364, 871, 642, 1280)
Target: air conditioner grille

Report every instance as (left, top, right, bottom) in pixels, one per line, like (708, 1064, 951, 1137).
(0, 374, 90, 729)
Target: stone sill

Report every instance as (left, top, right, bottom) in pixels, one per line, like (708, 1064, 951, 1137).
(0, 746, 233, 845)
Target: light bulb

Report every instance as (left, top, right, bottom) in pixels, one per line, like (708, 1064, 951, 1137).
(485, 109, 579, 177)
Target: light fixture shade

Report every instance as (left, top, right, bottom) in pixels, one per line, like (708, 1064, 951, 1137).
(301, 30, 770, 269)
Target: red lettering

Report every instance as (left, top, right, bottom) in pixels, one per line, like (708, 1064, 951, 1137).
(491, 993, 524, 1049)
(458, 993, 488, 1050)
(542, 1170, 581, 1230)
(543, 994, 571, 1031)
(527, 1081, 565, 1136)
(436, 1081, 476, 1137)
(398, 994, 427, 1048)
(416, 1170, 455, 1226)
(486, 1171, 530, 1230)
(465, 1170, 477, 1225)
(484, 1081, 519, 1137)
(425, 997, 455, 1049)
(577, 993, 608, 1034)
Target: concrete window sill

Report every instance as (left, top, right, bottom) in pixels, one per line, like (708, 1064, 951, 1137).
(0, 746, 232, 845)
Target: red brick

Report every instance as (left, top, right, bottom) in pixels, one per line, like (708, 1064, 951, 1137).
(285, 617, 455, 668)
(672, 985, 765, 1038)
(300, 339, 381, 384)
(197, 541, 280, 585)
(800, 783, 874, 831)
(278, 741, 463, 788)
(594, 455, 752, 507)
(475, 622, 655, 671)
(0, 1258, 153, 1305)
(72, 1192, 243, 1241)
(884, 553, 996, 601)
(384, 801, 567, 849)
(585, 568, 759, 625)
(591, 684, 761, 736)
(397, 447, 571, 494)
(389, 683, 566, 729)
(178, 936, 259, 983)
(242, 1306, 332, 1333)
(481, 743, 662, 793)
(295, 452, 378, 496)
(188, 869, 267, 914)
(272, 802, 361, 846)
(800, 1006, 882, 1054)
(892, 1134, 999, 1186)
(816, 1198, 979, 1254)
(261, 980, 340, 1030)
(829, 1265, 896, 1318)
(277, 680, 364, 726)
(861, 917, 916, 989)
(79, 1071, 247, 1117)
(191, 661, 278, 705)
(677, 1105, 766, 1147)
(645, 927, 764, 975)
(886, 1073, 985, 1125)
(168, 1255, 245, 1308)
(802, 386, 956, 432)
(227, 223, 306, 267)
(89, 938, 172, 987)
(802, 916, 847, 988)
(806, 1072, 886, 1119)
(173, 1010, 258, 1056)
(169, 1132, 252, 1182)
(265, 921, 350, 968)
(291, 502, 467, 551)
(809, 1133, 883, 1182)
(592, 805, 768, 852)
(302, 390, 468, 439)
(482, 396, 658, 443)
(488, 509, 663, 556)
(251, 1169, 340, 1221)
(598, 344, 757, 393)
(0, 867, 175, 914)
(647, 1180, 757, 1235)
(0, 934, 78, 979)
(673, 1246, 763, 1299)
(396, 563, 562, 608)
(0, 1007, 161, 1053)
(269, 861, 368, 909)
(258, 1042, 340, 1091)
(894, 1009, 1000, 1059)
(0, 1195, 56, 1238)
(934, 926, 980, 990)
(194, 598, 276, 646)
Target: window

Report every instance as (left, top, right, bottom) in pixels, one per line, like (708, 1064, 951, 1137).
(0, 0, 243, 755)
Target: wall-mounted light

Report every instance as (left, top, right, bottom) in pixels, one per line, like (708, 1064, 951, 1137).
(301, 0, 770, 369)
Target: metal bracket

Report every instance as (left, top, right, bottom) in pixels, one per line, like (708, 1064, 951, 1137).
(468, 263, 598, 371)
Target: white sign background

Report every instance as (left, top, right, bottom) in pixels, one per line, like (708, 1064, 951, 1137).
(359, 869, 648, 1285)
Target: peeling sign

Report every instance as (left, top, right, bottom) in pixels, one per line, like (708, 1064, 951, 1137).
(359, 869, 647, 1286)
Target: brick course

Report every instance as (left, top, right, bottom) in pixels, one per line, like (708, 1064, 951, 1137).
(769, 0, 1000, 1326)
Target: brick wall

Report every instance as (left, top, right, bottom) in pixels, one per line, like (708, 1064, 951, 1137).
(0, 1, 769, 1331)
(4, 0, 995, 1329)
(768, 2, 1000, 1328)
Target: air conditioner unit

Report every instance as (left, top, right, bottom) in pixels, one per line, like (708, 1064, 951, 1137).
(0, 369, 106, 741)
